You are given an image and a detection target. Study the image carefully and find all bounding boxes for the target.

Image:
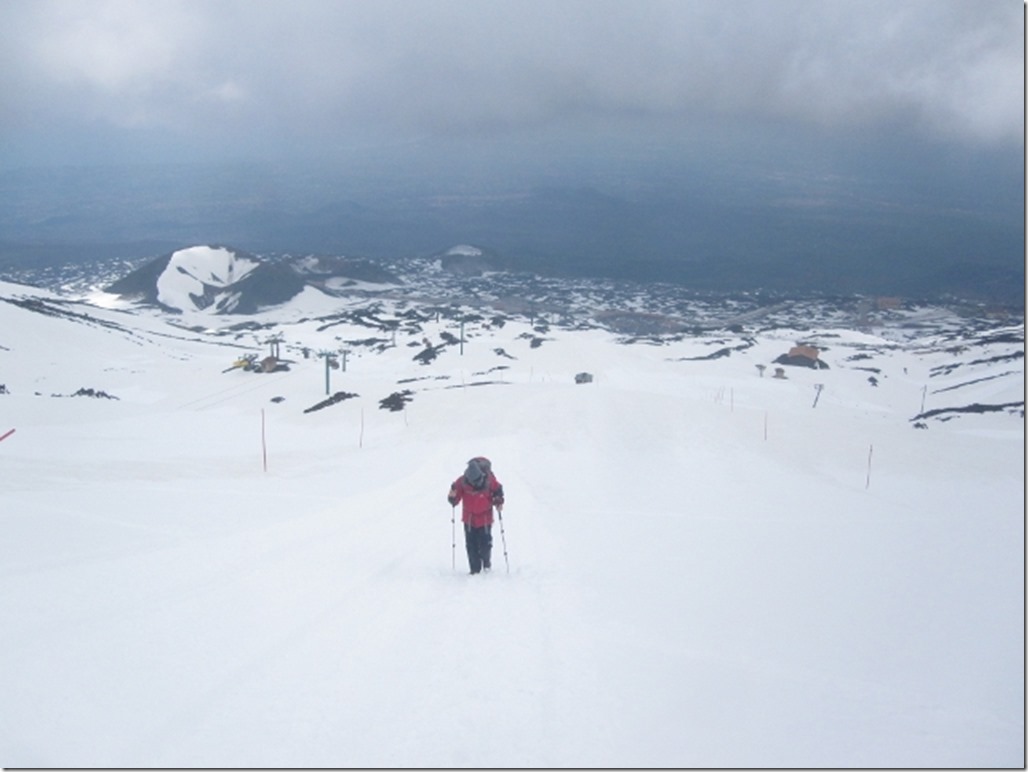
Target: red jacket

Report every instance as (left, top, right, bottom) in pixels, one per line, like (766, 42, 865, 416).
(448, 474, 504, 527)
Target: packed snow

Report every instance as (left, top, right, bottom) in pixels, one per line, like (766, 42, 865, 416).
(0, 273, 1023, 768)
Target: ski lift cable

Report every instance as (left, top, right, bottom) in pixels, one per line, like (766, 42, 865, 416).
(176, 369, 297, 410)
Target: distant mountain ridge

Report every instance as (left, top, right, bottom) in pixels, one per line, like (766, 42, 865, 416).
(104, 245, 403, 314)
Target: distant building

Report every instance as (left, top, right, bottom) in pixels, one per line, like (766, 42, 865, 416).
(575, 372, 594, 384)
(776, 345, 829, 370)
(788, 345, 820, 361)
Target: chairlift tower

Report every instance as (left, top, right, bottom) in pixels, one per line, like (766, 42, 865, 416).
(267, 333, 284, 359)
(317, 349, 338, 395)
(813, 383, 825, 408)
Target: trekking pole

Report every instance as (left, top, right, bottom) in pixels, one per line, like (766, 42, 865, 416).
(451, 506, 456, 572)
(496, 508, 510, 573)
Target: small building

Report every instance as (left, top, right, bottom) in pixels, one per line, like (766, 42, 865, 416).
(789, 345, 820, 361)
(775, 345, 829, 370)
(575, 372, 594, 384)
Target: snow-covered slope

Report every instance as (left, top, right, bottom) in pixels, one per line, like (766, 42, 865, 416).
(155, 245, 259, 311)
(0, 274, 1023, 767)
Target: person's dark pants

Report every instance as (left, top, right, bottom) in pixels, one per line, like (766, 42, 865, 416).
(464, 524, 492, 574)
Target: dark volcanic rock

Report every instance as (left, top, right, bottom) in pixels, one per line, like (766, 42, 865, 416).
(774, 353, 830, 370)
(303, 391, 359, 414)
(380, 390, 414, 411)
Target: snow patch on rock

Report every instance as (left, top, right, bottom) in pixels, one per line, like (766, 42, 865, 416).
(445, 244, 483, 257)
(156, 246, 260, 312)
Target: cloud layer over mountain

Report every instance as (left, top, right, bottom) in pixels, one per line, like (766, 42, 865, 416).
(1, 0, 1022, 165)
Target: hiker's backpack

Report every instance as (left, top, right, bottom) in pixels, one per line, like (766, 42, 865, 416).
(464, 456, 492, 489)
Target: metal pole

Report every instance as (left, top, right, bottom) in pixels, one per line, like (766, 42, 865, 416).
(451, 506, 456, 571)
(496, 509, 510, 573)
(261, 409, 268, 473)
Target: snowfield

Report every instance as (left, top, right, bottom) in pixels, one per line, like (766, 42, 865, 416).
(0, 273, 1023, 768)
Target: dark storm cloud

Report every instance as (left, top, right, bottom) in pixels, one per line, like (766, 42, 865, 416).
(0, 0, 1022, 163)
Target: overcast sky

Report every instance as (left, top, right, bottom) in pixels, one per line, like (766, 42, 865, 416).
(0, 0, 1022, 168)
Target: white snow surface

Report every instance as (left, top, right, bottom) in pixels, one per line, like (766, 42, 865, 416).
(0, 278, 1023, 768)
(156, 246, 259, 312)
(446, 244, 484, 257)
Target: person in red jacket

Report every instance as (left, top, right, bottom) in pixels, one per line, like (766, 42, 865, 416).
(448, 456, 504, 574)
